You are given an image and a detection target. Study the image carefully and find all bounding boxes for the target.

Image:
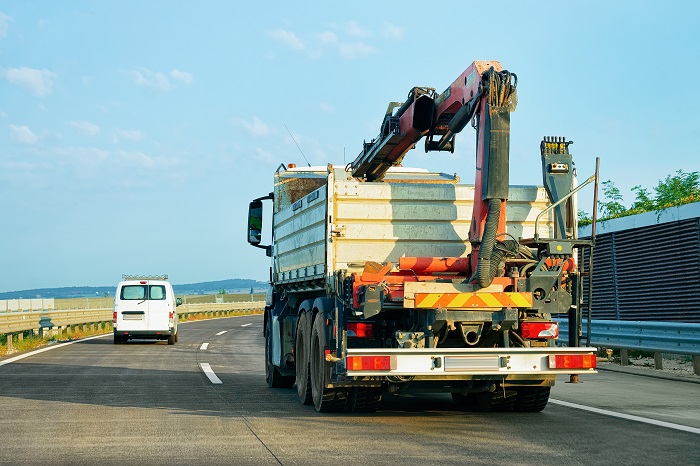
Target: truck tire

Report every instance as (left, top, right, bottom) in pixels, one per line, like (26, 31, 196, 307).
(167, 334, 175, 345)
(113, 335, 121, 344)
(265, 314, 294, 388)
(295, 310, 313, 404)
(347, 387, 382, 413)
(513, 386, 550, 412)
(310, 315, 347, 412)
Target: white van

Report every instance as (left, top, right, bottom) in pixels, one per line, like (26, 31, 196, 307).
(113, 275, 182, 345)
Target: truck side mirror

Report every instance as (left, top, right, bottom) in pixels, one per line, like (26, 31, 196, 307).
(176, 297, 182, 307)
(248, 194, 273, 256)
(248, 200, 264, 245)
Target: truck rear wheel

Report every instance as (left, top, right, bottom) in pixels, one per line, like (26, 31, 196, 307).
(265, 314, 294, 388)
(513, 386, 550, 412)
(310, 315, 347, 412)
(167, 334, 175, 345)
(295, 310, 313, 404)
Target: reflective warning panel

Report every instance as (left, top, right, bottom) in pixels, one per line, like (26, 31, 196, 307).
(414, 292, 533, 309)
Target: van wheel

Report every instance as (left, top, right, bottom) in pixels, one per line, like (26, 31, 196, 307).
(167, 334, 175, 345)
(113, 335, 121, 345)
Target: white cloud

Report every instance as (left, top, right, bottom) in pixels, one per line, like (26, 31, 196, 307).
(1, 67, 56, 96)
(234, 116, 270, 137)
(345, 21, 370, 38)
(319, 102, 334, 113)
(338, 42, 375, 59)
(9, 124, 38, 144)
(68, 120, 100, 136)
(170, 69, 193, 85)
(268, 29, 305, 50)
(131, 68, 171, 91)
(383, 22, 403, 40)
(112, 129, 144, 143)
(317, 31, 338, 44)
(130, 67, 192, 91)
(115, 150, 156, 168)
(255, 148, 275, 164)
(273, 26, 376, 60)
(0, 12, 10, 38)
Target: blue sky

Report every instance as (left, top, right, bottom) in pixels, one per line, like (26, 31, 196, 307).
(1, 1, 698, 292)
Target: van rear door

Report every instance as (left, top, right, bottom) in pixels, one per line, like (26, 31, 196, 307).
(117, 282, 149, 331)
(146, 282, 170, 331)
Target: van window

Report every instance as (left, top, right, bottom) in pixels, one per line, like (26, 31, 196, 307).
(149, 285, 166, 300)
(121, 285, 146, 300)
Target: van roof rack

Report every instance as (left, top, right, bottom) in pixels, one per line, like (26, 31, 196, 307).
(122, 274, 169, 281)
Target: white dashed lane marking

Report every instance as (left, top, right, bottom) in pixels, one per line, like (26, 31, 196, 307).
(199, 363, 222, 384)
(215, 330, 227, 336)
(241, 323, 252, 327)
(200, 343, 209, 350)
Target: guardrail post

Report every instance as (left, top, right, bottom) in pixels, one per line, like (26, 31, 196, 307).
(7, 334, 13, 354)
(693, 356, 700, 376)
(620, 348, 629, 366)
(654, 352, 663, 370)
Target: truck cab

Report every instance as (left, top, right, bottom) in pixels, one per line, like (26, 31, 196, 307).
(113, 274, 181, 345)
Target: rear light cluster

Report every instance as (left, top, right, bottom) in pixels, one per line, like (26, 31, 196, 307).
(549, 354, 597, 369)
(346, 322, 374, 338)
(521, 321, 559, 339)
(347, 355, 393, 371)
(112, 311, 117, 324)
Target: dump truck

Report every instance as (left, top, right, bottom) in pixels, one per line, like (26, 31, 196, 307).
(247, 60, 599, 413)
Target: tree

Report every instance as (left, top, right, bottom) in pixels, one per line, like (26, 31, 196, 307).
(579, 170, 700, 226)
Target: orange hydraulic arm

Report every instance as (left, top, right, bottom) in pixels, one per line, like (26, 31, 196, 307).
(350, 60, 518, 286)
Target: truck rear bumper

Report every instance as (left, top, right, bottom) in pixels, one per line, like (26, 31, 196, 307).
(341, 346, 597, 377)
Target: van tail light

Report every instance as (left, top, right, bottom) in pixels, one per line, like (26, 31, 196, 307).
(169, 311, 174, 322)
(548, 354, 597, 369)
(346, 322, 374, 338)
(521, 322, 559, 339)
(113, 311, 117, 324)
(347, 355, 394, 371)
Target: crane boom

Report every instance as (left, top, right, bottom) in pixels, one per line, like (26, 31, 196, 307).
(350, 60, 518, 287)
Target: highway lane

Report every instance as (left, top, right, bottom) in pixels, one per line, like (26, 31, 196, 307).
(0, 315, 698, 466)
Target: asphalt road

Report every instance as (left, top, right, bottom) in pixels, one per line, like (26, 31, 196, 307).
(0, 315, 698, 466)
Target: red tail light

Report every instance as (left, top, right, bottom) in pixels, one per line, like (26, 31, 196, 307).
(347, 355, 393, 371)
(347, 322, 374, 338)
(112, 311, 117, 324)
(169, 312, 174, 320)
(549, 354, 597, 369)
(521, 322, 559, 339)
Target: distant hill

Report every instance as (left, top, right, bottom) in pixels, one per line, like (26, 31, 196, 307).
(0, 278, 268, 300)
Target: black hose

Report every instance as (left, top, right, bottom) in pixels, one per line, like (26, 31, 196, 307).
(477, 199, 501, 288)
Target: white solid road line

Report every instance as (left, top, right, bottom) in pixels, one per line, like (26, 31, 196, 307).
(215, 330, 227, 336)
(0, 334, 109, 367)
(550, 399, 700, 435)
(200, 343, 209, 350)
(199, 363, 222, 384)
(241, 323, 252, 327)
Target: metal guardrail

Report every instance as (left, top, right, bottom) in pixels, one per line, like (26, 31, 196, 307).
(0, 302, 266, 336)
(556, 319, 700, 356)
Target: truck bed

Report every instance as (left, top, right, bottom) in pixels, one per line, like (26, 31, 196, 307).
(272, 166, 553, 288)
